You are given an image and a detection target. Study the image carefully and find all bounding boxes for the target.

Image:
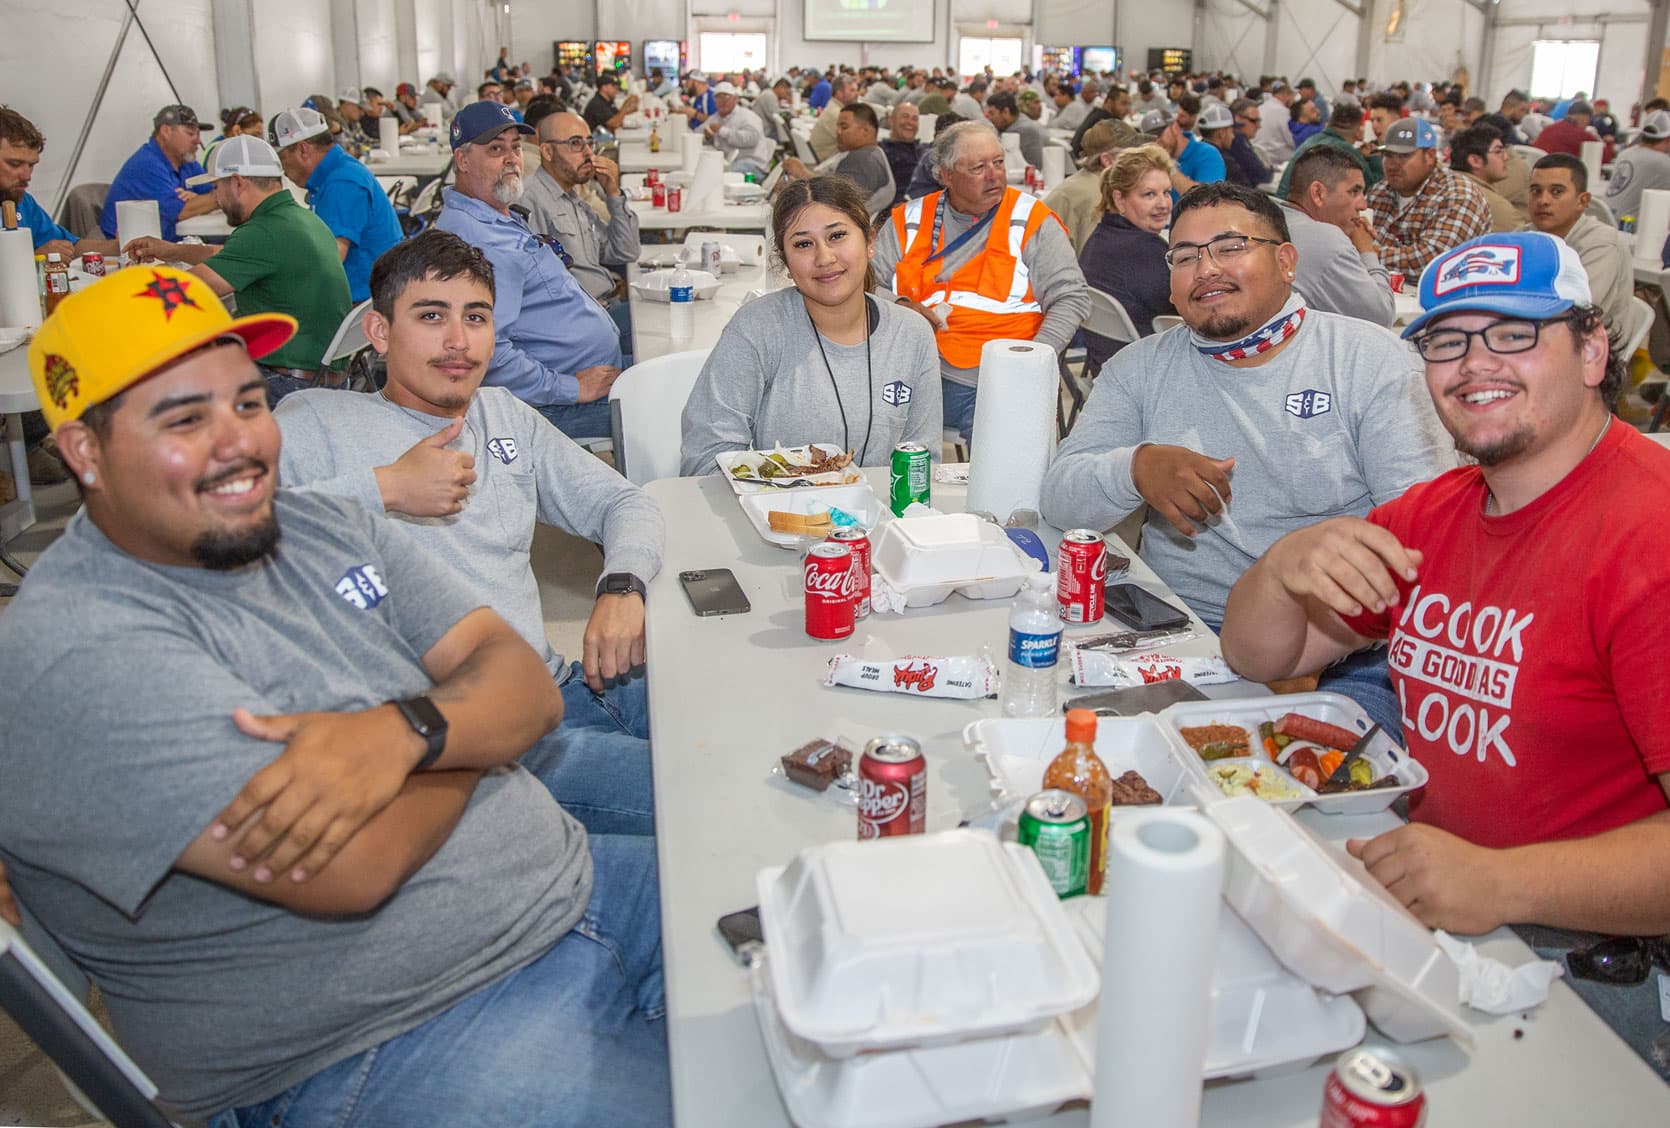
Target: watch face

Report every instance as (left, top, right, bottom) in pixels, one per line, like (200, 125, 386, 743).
(604, 573, 638, 595)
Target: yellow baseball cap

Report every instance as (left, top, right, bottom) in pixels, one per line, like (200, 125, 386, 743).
(29, 265, 297, 431)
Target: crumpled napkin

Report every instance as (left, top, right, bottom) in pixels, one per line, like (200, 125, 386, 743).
(869, 574, 909, 615)
(1434, 930, 1564, 1015)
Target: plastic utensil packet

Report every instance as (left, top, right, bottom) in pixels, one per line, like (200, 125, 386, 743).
(1067, 629, 1197, 654)
(1071, 650, 1236, 688)
(1433, 931, 1563, 1015)
(824, 654, 999, 698)
(826, 505, 859, 528)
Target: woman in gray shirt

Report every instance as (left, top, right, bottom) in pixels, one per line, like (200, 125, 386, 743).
(680, 176, 942, 474)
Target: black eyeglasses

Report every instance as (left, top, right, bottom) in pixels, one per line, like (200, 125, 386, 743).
(1163, 234, 1283, 271)
(1566, 935, 1670, 985)
(1411, 315, 1577, 363)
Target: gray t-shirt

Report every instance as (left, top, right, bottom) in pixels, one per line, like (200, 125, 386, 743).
(1278, 202, 1395, 327)
(1604, 144, 1670, 223)
(276, 386, 664, 676)
(0, 491, 590, 1117)
(681, 287, 942, 474)
(1040, 308, 1455, 625)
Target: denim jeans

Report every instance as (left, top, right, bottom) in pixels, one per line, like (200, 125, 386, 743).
(516, 665, 654, 836)
(258, 366, 325, 410)
(210, 834, 670, 1128)
(536, 399, 614, 443)
(1315, 646, 1403, 738)
(942, 377, 978, 443)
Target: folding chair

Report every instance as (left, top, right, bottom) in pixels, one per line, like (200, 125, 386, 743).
(320, 299, 378, 392)
(1060, 291, 1142, 434)
(607, 348, 711, 484)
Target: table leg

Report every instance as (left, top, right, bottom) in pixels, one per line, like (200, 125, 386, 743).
(1, 410, 37, 596)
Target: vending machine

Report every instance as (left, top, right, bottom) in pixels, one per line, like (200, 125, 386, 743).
(594, 41, 634, 75)
(643, 39, 687, 78)
(555, 41, 590, 71)
(1034, 45, 1081, 76)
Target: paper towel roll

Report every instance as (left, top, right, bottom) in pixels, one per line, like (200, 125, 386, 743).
(919, 114, 937, 143)
(690, 149, 725, 212)
(424, 102, 444, 129)
(1580, 140, 1604, 206)
(1634, 189, 1670, 266)
(1041, 146, 1066, 190)
(0, 229, 41, 330)
(1000, 131, 1023, 161)
(680, 129, 702, 174)
(379, 115, 401, 155)
(965, 338, 1058, 523)
(115, 199, 161, 251)
(1090, 810, 1226, 1128)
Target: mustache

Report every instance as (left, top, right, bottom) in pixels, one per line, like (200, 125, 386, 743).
(196, 459, 266, 493)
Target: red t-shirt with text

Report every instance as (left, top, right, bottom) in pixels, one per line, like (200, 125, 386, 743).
(1341, 424, 1670, 848)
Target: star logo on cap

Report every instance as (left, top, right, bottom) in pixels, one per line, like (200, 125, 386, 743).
(136, 271, 202, 320)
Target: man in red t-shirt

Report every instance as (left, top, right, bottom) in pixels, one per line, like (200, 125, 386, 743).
(1220, 231, 1670, 939)
(1531, 99, 1615, 164)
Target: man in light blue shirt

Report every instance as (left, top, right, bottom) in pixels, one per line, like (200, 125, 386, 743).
(435, 101, 621, 441)
(99, 105, 220, 242)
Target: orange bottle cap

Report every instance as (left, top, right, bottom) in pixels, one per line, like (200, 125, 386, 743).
(1064, 708, 1097, 743)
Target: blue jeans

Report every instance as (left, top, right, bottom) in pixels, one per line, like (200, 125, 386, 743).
(1315, 646, 1402, 738)
(259, 366, 327, 409)
(210, 834, 670, 1128)
(942, 377, 978, 443)
(537, 399, 614, 443)
(517, 665, 654, 836)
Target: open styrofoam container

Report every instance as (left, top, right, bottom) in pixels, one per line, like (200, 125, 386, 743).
(1160, 692, 1429, 816)
(756, 829, 1100, 1057)
(963, 715, 1194, 810)
(715, 444, 863, 495)
(630, 267, 721, 301)
(869, 514, 1035, 606)
(1203, 796, 1471, 1045)
(738, 484, 887, 549)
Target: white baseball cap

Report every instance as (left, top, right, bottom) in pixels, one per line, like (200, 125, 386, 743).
(712, 81, 739, 96)
(185, 135, 283, 186)
(338, 86, 363, 105)
(269, 107, 330, 149)
(1642, 109, 1670, 141)
(1196, 103, 1235, 130)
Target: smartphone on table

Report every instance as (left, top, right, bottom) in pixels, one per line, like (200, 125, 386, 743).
(680, 569, 751, 616)
(1104, 583, 1190, 631)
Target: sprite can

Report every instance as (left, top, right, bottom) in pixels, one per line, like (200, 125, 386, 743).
(889, 442, 931, 516)
(1018, 790, 1090, 898)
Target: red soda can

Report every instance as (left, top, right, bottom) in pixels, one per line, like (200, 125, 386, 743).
(667, 186, 683, 213)
(1025, 164, 1038, 188)
(1056, 529, 1108, 624)
(804, 542, 856, 640)
(1320, 1048, 1427, 1128)
(646, 167, 661, 185)
(857, 735, 926, 839)
(827, 526, 870, 619)
(652, 182, 667, 208)
(81, 252, 105, 277)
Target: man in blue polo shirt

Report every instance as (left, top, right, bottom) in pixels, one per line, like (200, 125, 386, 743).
(435, 101, 622, 442)
(270, 106, 403, 303)
(99, 105, 220, 242)
(0, 108, 118, 260)
(1146, 106, 1227, 201)
(807, 71, 832, 110)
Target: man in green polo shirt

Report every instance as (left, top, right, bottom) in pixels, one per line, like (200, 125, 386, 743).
(1276, 101, 1383, 199)
(122, 135, 351, 405)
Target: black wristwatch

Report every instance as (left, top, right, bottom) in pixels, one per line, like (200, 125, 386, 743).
(596, 572, 647, 599)
(390, 695, 448, 770)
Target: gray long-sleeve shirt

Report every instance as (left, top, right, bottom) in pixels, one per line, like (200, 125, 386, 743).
(871, 189, 1091, 387)
(679, 288, 943, 475)
(522, 168, 640, 303)
(1006, 116, 1047, 170)
(1040, 308, 1454, 625)
(1278, 201, 1395, 327)
(276, 386, 664, 675)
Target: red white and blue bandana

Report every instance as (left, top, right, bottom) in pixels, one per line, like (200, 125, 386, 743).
(1192, 297, 1308, 363)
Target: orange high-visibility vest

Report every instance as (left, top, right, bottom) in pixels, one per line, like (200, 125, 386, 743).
(890, 186, 1053, 369)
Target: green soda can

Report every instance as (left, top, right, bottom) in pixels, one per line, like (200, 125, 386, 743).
(1017, 789, 1090, 898)
(889, 442, 931, 516)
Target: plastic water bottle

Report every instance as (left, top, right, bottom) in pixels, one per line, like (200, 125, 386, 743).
(668, 258, 695, 340)
(1000, 572, 1063, 717)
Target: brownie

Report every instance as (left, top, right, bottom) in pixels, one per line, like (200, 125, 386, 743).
(781, 739, 853, 792)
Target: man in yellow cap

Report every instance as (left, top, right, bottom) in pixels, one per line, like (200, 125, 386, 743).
(0, 266, 668, 1125)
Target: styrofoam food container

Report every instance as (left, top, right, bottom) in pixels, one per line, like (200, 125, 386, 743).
(756, 829, 1099, 1057)
(715, 444, 862, 494)
(1203, 796, 1471, 1045)
(963, 715, 1194, 809)
(1160, 692, 1429, 816)
(738, 484, 886, 549)
(630, 268, 721, 302)
(869, 514, 1033, 606)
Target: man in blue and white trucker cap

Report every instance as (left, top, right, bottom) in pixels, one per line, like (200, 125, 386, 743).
(1221, 230, 1670, 1081)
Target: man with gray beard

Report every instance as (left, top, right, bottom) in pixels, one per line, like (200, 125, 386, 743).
(436, 101, 622, 442)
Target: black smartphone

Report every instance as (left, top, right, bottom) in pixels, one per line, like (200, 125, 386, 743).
(716, 906, 763, 954)
(679, 569, 751, 616)
(1066, 680, 1207, 716)
(1105, 583, 1191, 631)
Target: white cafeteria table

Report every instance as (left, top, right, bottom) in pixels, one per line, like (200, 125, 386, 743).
(627, 245, 787, 362)
(0, 338, 40, 593)
(641, 467, 1670, 1127)
(629, 196, 771, 232)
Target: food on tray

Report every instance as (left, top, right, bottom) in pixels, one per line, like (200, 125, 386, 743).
(780, 738, 853, 792)
(1108, 769, 1162, 806)
(823, 654, 998, 699)
(1256, 716, 1401, 793)
(1178, 723, 1251, 761)
(725, 444, 864, 487)
(1069, 650, 1235, 688)
(1274, 712, 1361, 751)
(759, 446, 854, 478)
(1206, 761, 1307, 801)
(767, 509, 832, 535)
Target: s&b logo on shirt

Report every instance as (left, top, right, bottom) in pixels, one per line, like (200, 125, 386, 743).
(882, 380, 912, 406)
(487, 437, 518, 464)
(336, 564, 390, 610)
(1285, 389, 1331, 419)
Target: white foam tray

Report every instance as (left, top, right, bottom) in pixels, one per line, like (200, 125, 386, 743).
(963, 715, 1194, 810)
(715, 444, 864, 495)
(630, 267, 721, 301)
(869, 515, 1033, 606)
(738, 484, 887, 550)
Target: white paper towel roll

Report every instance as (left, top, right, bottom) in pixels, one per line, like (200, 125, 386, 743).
(919, 114, 936, 143)
(379, 115, 401, 155)
(1001, 131, 1023, 161)
(690, 150, 725, 212)
(424, 102, 444, 129)
(1580, 140, 1604, 206)
(1090, 810, 1225, 1128)
(0, 228, 41, 330)
(1041, 146, 1067, 190)
(115, 199, 161, 252)
(965, 338, 1058, 522)
(680, 129, 702, 174)
(1634, 189, 1670, 266)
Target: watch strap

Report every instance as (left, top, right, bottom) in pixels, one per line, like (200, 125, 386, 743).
(390, 695, 447, 770)
(596, 571, 647, 599)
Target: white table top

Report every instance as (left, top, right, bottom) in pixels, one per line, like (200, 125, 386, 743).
(641, 469, 1670, 1126)
(364, 146, 453, 178)
(1392, 287, 1423, 326)
(629, 197, 771, 232)
(627, 247, 787, 363)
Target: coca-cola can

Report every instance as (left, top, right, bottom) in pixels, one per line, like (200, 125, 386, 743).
(827, 527, 870, 619)
(1320, 1048, 1427, 1128)
(667, 186, 683, 213)
(1057, 529, 1108, 623)
(857, 735, 926, 840)
(80, 252, 105, 277)
(652, 182, 667, 208)
(804, 542, 856, 640)
(1025, 164, 1038, 189)
(646, 167, 661, 185)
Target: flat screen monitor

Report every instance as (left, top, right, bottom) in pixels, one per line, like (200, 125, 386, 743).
(803, 0, 935, 43)
(1080, 46, 1119, 75)
(594, 41, 633, 74)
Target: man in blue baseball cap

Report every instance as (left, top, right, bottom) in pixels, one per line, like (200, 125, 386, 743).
(1365, 116, 1492, 277)
(1222, 232, 1670, 1077)
(436, 101, 623, 441)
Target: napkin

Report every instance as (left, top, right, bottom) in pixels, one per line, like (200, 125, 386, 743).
(1434, 930, 1563, 1015)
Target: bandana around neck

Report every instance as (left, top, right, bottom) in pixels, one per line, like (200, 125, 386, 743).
(1190, 293, 1308, 362)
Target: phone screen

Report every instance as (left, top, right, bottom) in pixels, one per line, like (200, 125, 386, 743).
(680, 569, 751, 616)
(1105, 583, 1190, 631)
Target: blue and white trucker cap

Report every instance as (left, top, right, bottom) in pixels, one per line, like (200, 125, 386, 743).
(1401, 232, 1592, 340)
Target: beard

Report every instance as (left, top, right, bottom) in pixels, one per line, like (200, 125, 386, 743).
(1195, 311, 1256, 340)
(492, 171, 525, 205)
(191, 513, 280, 570)
(1455, 424, 1535, 467)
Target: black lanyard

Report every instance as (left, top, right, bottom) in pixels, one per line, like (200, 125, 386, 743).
(806, 296, 877, 465)
(926, 194, 999, 264)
